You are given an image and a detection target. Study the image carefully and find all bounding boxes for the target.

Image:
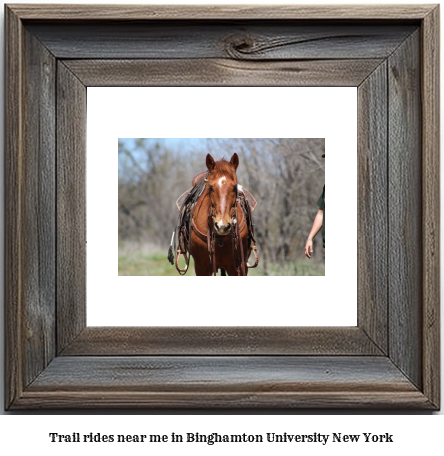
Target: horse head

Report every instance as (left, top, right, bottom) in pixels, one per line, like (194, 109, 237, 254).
(206, 153, 239, 236)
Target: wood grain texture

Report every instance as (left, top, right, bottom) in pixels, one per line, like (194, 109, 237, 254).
(357, 62, 388, 354)
(5, 8, 58, 409)
(421, 6, 440, 409)
(7, 4, 435, 20)
(27, 22, 416, 60)
(56, 62, 87, 353)
(28, 356, 418, 391)
(21, 28, 57, 387)
(61, 327, 382, 356)
(64, 58, 384, 87)
(16, 390, 434, 410)
(13, 356, 433, 409)
(388, 31, 422, 389)
(4, 4, 24, 410)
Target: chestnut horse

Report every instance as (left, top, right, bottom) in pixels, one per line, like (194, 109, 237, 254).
(191, 153, 251, 276)
(170, 153, 258, 276)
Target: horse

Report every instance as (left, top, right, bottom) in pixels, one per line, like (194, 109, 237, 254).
(169, 153, 258, 276)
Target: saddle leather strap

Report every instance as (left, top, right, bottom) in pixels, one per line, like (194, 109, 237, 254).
(207, 207, 217, 276)
(235, 197, 246, 276)
(238, 192, 259, 269)
(212, 234, 217, 276)
(172, 171, 209, 275)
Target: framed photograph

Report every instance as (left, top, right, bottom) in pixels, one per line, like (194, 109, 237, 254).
(5, 4, 440, 409)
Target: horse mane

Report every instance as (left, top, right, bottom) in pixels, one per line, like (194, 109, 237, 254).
(212, 158, 237, 180)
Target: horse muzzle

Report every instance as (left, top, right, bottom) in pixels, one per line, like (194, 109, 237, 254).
(214, 220, 232, 236)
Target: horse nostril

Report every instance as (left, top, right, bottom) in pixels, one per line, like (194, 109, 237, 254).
(226, 223, 231, 230)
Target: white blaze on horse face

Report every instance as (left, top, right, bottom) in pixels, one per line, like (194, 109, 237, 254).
(212, 175, 233, 234)
(217, 176, 227, 220)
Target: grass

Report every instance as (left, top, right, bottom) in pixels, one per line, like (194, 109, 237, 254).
(247, 258, 324, 276)
(119, 242, 324, 276)
(119, 243, 196, 276)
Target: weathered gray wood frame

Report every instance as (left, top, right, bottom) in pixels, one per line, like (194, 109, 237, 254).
(4, 4, 440, 409)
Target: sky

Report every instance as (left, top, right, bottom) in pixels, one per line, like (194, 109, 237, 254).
(119, 138, 207, 154)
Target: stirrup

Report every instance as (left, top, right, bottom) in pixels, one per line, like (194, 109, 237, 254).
(175, 249, 189, 274)
(247, 245, 259, 269)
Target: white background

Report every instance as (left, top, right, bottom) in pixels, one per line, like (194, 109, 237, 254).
(87, 87, 357, 326)
(0, 0, 442, 450)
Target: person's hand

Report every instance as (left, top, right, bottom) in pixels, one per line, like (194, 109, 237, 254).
(305, 239, 313, 259)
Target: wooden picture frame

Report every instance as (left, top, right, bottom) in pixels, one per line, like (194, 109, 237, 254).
(5, 4, 440, 409)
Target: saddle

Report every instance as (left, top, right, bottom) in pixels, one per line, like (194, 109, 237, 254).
(176, 171, 257, 211)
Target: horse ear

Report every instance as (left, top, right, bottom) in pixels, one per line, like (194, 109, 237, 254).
(230, 153, 239, 171)
(206, 154, 216, 172)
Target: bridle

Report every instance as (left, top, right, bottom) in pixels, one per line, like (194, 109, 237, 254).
(169, 171, 259, 276)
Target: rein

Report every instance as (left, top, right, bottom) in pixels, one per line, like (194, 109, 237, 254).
(169, 172, 259, 276)
(234, 196, 246, 276)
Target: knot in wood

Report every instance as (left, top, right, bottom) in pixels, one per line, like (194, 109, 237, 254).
(224, 33, 255, 59)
